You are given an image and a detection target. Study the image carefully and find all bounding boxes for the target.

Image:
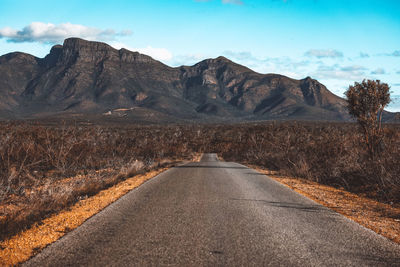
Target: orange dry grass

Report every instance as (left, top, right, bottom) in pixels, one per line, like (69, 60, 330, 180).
(253, 167, 400, 244)
(0, 168, 168, 266)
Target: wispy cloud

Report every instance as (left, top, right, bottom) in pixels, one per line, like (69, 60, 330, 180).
(391, 50, 400, 57)
(0, 22, 132, 44)
(169, 53, 209, 66)
(340, 65, 367, 72)
(111, 42, 173, 61)
(381, 50, 400, 57)
(305, 49, 344, 59)
(221, 50, 310, 78)
(359, 52, 369, 58)
(222, 50, 253, 61)
(312, 64, 368, 81)
(371, 68, 386, 75)
(135, 46, 172, 61)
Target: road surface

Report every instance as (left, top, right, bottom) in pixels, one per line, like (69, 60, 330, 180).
(25, 154, 400, 266)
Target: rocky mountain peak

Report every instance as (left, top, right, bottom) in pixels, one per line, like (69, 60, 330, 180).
(191, 56, 252, 76)
(208, 56, 231, 64)
(62, 38, 113, 52)
(0, 52, 38, 64)
(196, 56, 233, 67)
(41, 45, 63, 68)
(50, 38, 157, 65)
(50, 44, 63, 53)
(56, 38, 116, 65)
(117, 48, 156, 64)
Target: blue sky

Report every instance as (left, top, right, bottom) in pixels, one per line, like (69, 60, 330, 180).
(1, 0, 399, 111)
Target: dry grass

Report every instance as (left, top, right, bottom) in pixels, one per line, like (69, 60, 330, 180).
(216, 122, 400, 203)
(0, 122, 200, 241)
(1, 120, 399, 243)
(252, 167, 400, 244)
(0, 167, 169, 266)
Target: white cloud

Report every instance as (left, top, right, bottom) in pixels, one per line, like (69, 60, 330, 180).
(169, 53, 208, 66)
(305, 49, 344, 59)
(371, 68, 386, 75)
(136, 46, 173, 61)
(0, 22, 132, 44)
(111, 42, 173, 61)
(0, 27, 17, 37)
(312, 64, 368, 81)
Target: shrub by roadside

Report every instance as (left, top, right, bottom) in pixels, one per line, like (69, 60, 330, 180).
(1, 121, 399, 241)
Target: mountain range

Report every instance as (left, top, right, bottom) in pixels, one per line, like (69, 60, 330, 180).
(0, 38, 397, 122)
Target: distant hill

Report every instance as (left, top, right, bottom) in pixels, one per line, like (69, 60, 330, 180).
(0, 38, 397, 122)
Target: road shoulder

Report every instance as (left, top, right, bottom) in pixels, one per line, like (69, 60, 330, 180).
(0, 167, 169, 266)
(251, 166, 400, 245)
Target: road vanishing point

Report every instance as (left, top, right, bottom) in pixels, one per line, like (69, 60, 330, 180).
(25, 154, 400, 266)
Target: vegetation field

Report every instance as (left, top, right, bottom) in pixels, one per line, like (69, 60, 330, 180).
(1, 121, 399, 241)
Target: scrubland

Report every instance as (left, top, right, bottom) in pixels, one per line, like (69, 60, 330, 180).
(1, 121, 399, 241)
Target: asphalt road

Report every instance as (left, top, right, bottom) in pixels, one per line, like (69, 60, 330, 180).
(25, 154, 400, 266)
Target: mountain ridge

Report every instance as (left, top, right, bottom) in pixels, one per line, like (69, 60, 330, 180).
(0, 37, 396, 122)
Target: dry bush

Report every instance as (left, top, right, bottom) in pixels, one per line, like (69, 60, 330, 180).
(0, 120, 399, 241)
(345, 79, 391, 159)
(0, 122, 196, 240)
(211, 122, 400, 201)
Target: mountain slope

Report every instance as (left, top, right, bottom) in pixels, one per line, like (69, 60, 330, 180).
(179, 56, 349, 120)
(0, 38, 357, 121)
